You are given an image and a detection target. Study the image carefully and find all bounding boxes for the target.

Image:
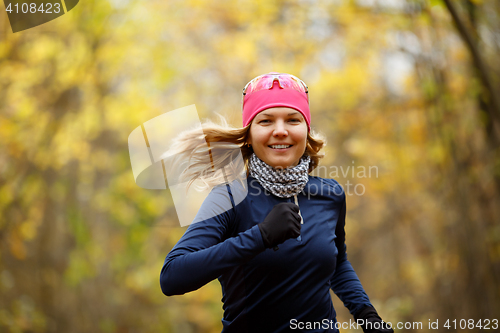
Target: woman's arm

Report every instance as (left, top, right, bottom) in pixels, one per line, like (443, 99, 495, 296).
(330, 196, 373, 316)
(160, 184, 266, 296)
(331, 195, 395, 333)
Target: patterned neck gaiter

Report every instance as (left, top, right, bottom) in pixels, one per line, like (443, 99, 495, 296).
(248, 153, 310, 198)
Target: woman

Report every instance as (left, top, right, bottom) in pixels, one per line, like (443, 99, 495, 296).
(160, 72, 393, 333)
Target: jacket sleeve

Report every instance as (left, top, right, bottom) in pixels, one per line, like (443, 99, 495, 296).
(330, 194, 374, 316)
(160, 184, 266, 296)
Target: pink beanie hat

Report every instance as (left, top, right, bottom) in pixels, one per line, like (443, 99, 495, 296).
(242, 80, 311, 131)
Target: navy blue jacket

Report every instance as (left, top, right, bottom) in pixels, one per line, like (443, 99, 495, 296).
(160, 176, 373, 332)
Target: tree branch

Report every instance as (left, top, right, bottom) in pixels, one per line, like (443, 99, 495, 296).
(442, 0, 500, 125)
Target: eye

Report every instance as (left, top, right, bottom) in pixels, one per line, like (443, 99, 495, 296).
(289, 118, 301, 122)
(259, 119, 271, 124)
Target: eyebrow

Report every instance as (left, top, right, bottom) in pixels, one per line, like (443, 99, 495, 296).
(259, 112, 300, 117)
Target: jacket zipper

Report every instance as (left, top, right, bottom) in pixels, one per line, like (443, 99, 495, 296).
(294, 194, 303, 242)
(294, 194, 303, 224)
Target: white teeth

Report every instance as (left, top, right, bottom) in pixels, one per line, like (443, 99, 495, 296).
(270, 145, 292, 149)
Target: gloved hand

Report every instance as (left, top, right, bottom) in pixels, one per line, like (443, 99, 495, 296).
(258, 202, 301, 249)
(355, 306, 394, 333)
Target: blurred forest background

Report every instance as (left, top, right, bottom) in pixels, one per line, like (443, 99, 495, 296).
(1, 0, 499, 332)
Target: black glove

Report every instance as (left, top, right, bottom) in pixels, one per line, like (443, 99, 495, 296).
(258, 202, 301, 249)
(355, 306, 394, 333)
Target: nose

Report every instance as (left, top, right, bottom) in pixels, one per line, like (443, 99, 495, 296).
(273, 120, 288, 137)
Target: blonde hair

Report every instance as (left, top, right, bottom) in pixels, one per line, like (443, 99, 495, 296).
(165, 114, 326, 192)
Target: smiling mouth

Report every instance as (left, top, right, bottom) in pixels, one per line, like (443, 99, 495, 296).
(268, 145, 293, 150)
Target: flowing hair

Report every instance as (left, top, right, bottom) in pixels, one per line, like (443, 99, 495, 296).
(163, 114, 326, 192)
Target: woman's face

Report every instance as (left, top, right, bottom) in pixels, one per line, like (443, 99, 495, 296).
(247, 107, 308, 169)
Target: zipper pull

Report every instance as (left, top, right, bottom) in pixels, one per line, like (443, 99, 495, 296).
(294, 194, 303, 224)
(294, 194, 303, 243)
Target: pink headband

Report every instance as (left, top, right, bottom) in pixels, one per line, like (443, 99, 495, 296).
(242, 81, 311, 131)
